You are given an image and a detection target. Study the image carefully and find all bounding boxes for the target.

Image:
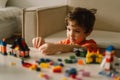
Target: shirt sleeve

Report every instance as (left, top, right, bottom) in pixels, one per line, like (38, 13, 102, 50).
(81, 39, 98, 51)
(57, 39, 70, 44)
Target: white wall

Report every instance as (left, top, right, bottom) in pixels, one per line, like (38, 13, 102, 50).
(7, 0, 67, 8)
(67, 0, 120, 32)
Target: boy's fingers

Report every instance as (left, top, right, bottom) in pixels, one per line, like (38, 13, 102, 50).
(39, 47, 47, 54)
(37, 37, 43, 48)
(36, 37, 40, 48)
(39, 47, 53, 55)
(32, 38, 36, 48)
(35, 38, 38, 48)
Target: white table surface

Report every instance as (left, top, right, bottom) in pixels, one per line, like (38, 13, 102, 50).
(0, 46, 112, 80)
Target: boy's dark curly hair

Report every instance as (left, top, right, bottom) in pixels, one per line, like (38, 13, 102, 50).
(65, 7, 96, 33)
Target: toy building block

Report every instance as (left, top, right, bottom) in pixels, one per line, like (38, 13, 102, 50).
(21, 60, 32, 68)
(65, 67, 77, 77)
(59, 63, 64, 67)
(10, 62, 16, 66)
(21, 59, 41, 71)
(78, 69, 90, 77)
(64, 56, 77, 64)
(29, 64, 38, 70)
(9, 37, 30, 58)
(0, 38, 7, 55)
(36, 67, 41, 72)
(36, 58, 52, 64)
(57, 58, 62, 62)
(73, 47, 87, 57)
(49, 61, 54, 65)
(39, 73, 50, 80)
(86, 49, 103, 64)
(77, 59, 85, 65)
(40, 63, 49, 68)
(52, 66, 62, 73)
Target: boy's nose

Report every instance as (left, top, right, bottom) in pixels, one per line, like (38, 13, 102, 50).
(70, 31, 74, 37)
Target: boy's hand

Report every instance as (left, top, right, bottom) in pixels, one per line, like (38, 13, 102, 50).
(32, 37, 45, 48)
(39, 43, 58, 55)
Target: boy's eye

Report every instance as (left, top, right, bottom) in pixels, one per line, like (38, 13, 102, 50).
(75, 30, 80, 33)
(67, 28, 70, 31)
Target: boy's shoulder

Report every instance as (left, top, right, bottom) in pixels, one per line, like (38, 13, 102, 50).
(80, 39, 97, 46)
(86, 39, 96, 44)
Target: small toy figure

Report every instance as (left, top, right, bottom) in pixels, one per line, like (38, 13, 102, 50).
(9, 37, 30, 58)
(100, 45, 115, 71)
(99, 45, 116, 77)
(0, 38, 7, 55)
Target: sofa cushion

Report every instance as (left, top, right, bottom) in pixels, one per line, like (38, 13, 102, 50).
(88, 30, 120, 49)
(45, 30, 120, 49)
(0, 7, 22, 20)
(0, 0, 8, 8)
(45, 30, 66, 43)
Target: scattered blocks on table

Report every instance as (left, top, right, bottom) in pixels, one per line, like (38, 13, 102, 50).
(36, 58, 52, 64)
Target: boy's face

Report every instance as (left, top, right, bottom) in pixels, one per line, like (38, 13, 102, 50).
(66, 20, 90, 44)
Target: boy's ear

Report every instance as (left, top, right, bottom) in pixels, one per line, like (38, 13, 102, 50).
(86, 32, 91, 37)
(86, 29, 93, 36)
(89, 8, 97, 14)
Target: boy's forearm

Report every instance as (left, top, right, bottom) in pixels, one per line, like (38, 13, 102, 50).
(56, 44, 81, 53)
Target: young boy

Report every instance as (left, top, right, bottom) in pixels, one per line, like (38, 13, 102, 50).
(32, 7, 98, 55)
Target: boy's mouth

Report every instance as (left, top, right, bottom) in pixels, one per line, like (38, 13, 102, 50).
(70, 38, 76, 43)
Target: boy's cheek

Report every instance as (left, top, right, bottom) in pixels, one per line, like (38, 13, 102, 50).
(75, 37, 84, 43)
(66, 32, 69, 37)
(67, 34, 70, 39)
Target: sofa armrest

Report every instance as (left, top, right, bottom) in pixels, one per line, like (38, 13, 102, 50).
(22, 5, 67, 46)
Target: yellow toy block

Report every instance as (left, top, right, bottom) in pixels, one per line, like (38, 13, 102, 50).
(86, 50, 103, 64)
(40, 63, 49, 68)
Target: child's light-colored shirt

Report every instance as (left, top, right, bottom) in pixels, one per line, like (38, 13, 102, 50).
(58, 38, 98, 51)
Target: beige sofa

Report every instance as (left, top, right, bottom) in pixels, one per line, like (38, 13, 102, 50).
(22, 5, 120, 56)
